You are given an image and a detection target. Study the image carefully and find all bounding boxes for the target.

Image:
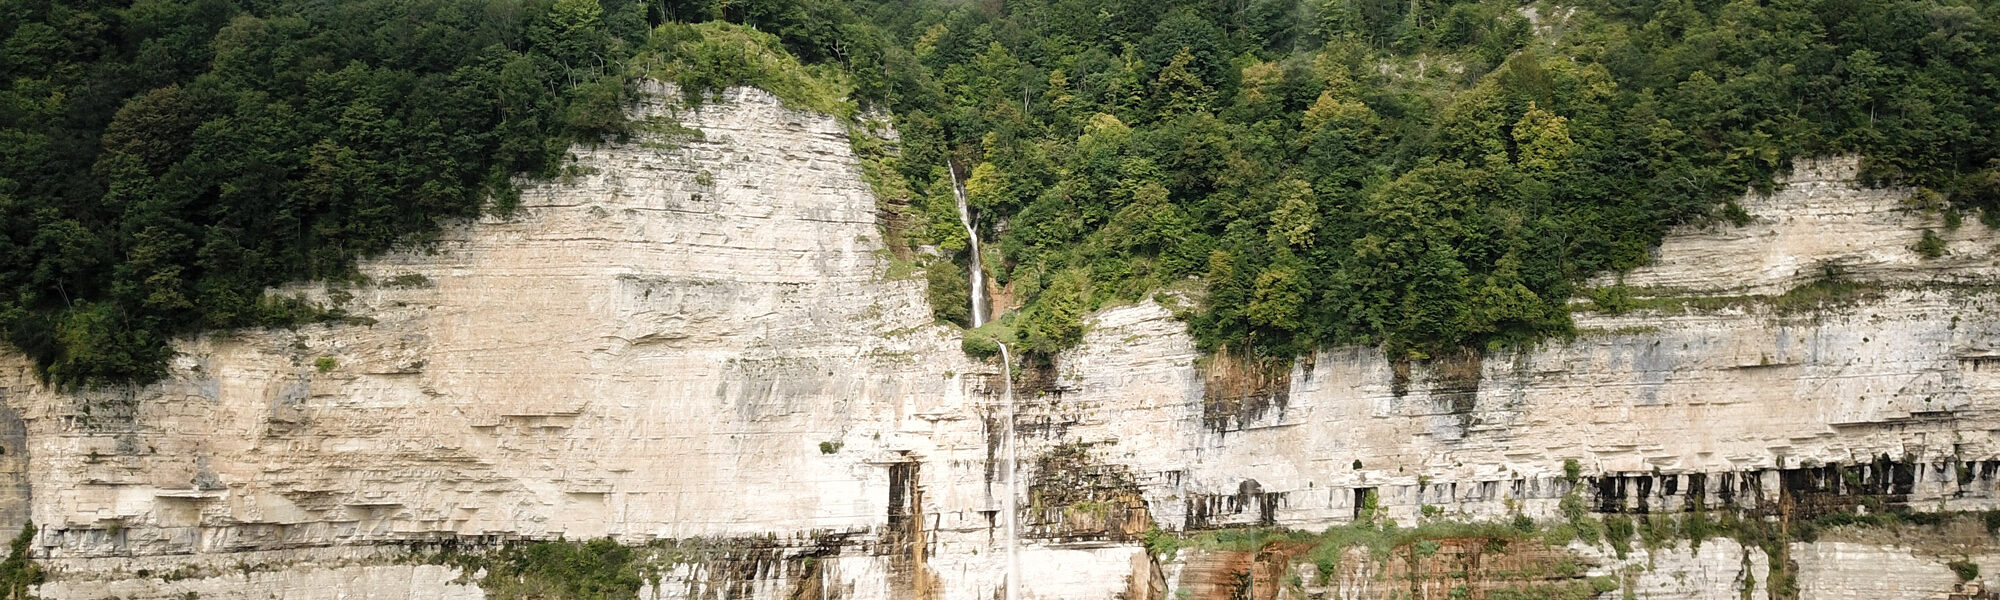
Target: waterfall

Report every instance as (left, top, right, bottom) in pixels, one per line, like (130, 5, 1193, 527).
(952, 162, 1017, 600)
(950, 164, 986, 328)
(998, 342, 1019, 600)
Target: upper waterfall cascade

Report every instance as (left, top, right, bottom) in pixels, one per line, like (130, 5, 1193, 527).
(952, 162, 1018, 600)
(950, 165, 987, 329)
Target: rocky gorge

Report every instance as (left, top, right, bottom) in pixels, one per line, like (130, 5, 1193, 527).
(4, 85, 2000, 600)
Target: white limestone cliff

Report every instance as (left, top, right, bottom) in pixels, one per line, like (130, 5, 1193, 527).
(3, 86, 1999, 600)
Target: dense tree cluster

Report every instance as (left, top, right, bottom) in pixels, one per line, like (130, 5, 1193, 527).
(4, 0, 1997, 385)
(861, 0, 2000, 360)
(0, 0, 904, 387)
(0, 0, 658, 386)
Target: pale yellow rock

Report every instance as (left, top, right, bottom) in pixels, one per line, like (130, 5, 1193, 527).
(5, 86, 2000, 600)
(1597, 156, 1998, 296)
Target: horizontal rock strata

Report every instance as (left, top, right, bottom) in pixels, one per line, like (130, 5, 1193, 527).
(2, 87, 1997, 599)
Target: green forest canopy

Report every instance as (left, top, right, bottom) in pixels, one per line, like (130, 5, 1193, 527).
(2, 0, 1996, 386)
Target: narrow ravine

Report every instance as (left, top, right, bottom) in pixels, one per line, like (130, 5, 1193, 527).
(951, 162, 1018, 600)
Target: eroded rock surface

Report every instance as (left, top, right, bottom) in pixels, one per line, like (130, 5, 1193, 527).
(3, 87, 1999, 599)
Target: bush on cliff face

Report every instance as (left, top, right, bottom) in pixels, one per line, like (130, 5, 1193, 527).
(960, 316, 1016, 358)
(1950, 559, 1979, 582)
(925, 258, 970, 326)
(0, 523, 41, 600)
(633, 21, 856, 117)
(433, 538, 645, 600)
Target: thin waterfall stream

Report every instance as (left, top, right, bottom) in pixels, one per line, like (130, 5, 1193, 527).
(951, 164, 1019, 600)
(951, 164, 987, 328)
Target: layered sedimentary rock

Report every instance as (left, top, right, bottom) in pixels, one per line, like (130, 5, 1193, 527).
(1062, 157, 2000, 527)
(1594, 157, 2000, 296)
(0, 84, 1050, 600)
(3, 86, 1999, 599)
(1040, 156, 2000, 599)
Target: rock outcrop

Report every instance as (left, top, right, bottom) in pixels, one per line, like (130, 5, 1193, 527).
(4, 88, 2000, 600)
(0, 83, 1033, 599)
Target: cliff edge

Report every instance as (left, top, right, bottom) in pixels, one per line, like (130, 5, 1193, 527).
(6, 89, 2000, 600)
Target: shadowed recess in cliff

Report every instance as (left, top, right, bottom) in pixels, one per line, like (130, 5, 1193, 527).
(1183, 480, 1286, 531)
(0, 403, 26, 538)
(1412, 349, 1485, 440)
(885, 460, 941, 600)
(1022, 442, 1149, 543)
(1582, 456, 1949, 518)
(1200, 350, 1292, 432)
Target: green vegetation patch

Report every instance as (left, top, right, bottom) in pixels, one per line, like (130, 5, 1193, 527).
(1161, 507, 2000, 600)
(1160, 519, 1618, 599)
(855, 0, 2000, 363)
(1950, 559, 1980, 582)
(445, 538, 647, 600)
(959, 314, 1017, 358)
(633, 21, 856, 118)
(9, 0, 2000, 384)
(0, 524, 41, 600)
(0, 0, 650, 387)
(426, 534, 844, 600)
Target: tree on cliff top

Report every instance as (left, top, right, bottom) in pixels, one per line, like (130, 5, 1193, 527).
(4, 0, 1999, 384)
(0, 0, 652, 386)
(861, 0, 2000, 361)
